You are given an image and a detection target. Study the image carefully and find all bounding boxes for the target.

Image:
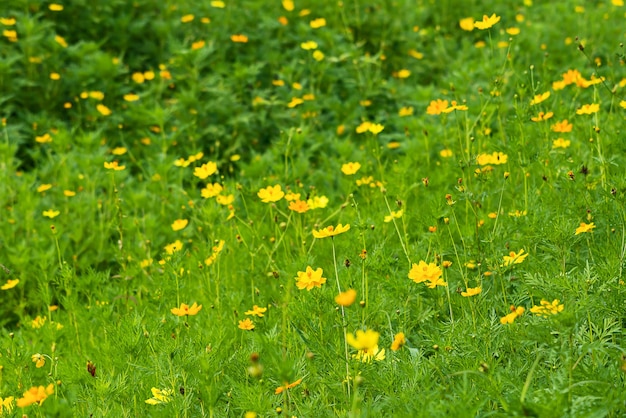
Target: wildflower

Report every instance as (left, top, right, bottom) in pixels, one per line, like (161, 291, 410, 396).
(295, 266, 326, 291)
(408, 261, 445, 287)
(201, 183, 223, 198)
(104, 161, 125, 171)
(552, 138, 571, 149)
(194, 162, 217, 179)
(205, 240, 225, 265)
(211, 1, 225, 7)
(31, 353, 46, 368)
(257, 185, 285, 203)
(473, 13, 500, 30)
(459, 17, 474, 31)
(31, 316, 46, 328)
(16, 384, 54, 407)
(145, 388, 173, 405)
(35, 133, 52, 143)
(347, 329, 385, 362)
(442, 100, 468, 113)
(238, 318, 255, 330)
(37, 184, 52, 192)
(171, 302, 202, 317)
(530, 91, 550, 105)
(341, 162, 361, 175)
(275, 378, 302, 395)
(0, 18, 16, 25)
(0, 396, 14, 414)
(312, 50, 324, 61)
(310, 18, 326, 28)
(1, 279, 19, 290)
(440, 149, 453, 157)
(575, 222, 595, 235)
(301, 40, 318, 50)
(43, 210, 60, 218)
(284, 192, 300, 201)
(111, 147, 127, 155)
(619, 100, 626, 109)
(123, 93, 139, 102)
(398, 106, 413, 116)
(49, 4, 63, 11)
(530, 299, 564, 317)
(312, 223, 350, 238)
(551, 119, 573, 133)
(531, 111, 554, 122)
(164, 240, 183, 254)
(391, 332, 406, 351)
(96, 104, 112, 116)
(393, 69, 411, 79)
(245, 305, 267, 317)
(384, 210, 403, 223)
(368, 123, 384, 134)
(181, 14, 194, 23)
(356, 121, 372, 133)
(476, 152, 508, 165)
(500, 306, 525, 324)
(307, 195, 329, 209)
(231, 34, 248, 43)
(408, 49, 423, 59)
(426, 99, 449, 115)
(506, 27, 521, 35)
(282, 0, 294, 11)
(335, 288, 357, 306)
(502, 249, 529, 266)
(576, 103, 600, 115)
(461, 287, 482, 297)
(287, 97, 304, 108)
(562, 69, 582, 85)
(288, 199, 309, 213)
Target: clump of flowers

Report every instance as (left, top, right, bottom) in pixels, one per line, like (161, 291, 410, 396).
(145, 387, 173, 405)
(502, 249, 528, 267)
(295, 266, 327, 290)
(408, 261, 446, 288)
(16, 384, 54, 407)
(205, 240, 225, 266)
(476, 152, 508, 166)
(347, 329, 385, 362)
(530, 299, 564, 317)
(500, 306, 525, 324)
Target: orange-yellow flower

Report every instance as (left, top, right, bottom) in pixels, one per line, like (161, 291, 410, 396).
(230, 34, 248, 43)
(576, 103, 600, 115)
(390, 332, 406, 351)
(1, 279, 19, 290)
(408, 261, 445, 287)
(96, 104, 112, 116)
(551, 119, 573, 133)
(335, 288, 357, 306)
(341, 162, 361, 175)
(104, 161, 125, 171)
(171, 302, 203, 316)
(288, 199, 310, 213)
(295, 266, 327, 291)
(473, 13, 500, 30)
(31, 353, 46, 368)
(258, 184, 285, 203)
(309, 18, 326, 28)
(461, 286, 482, 297)
(312, 223, 350, 238)
(244, 305, 267, 317)
(193, 162, 217, 179)
(16, 384, 54, 407)
(459, 17, 474, 31)
(171, 219, 188, 231)
(575, 222, 595, 235)
(275, 378, 302, 395)
(500, 306, 525, 324)
(238, 318, 255, 330)
(530, 91, 550, 105)
(502, 249, 529, 266)
(426, 99, 449, 115)
(531, 111, 554, 122)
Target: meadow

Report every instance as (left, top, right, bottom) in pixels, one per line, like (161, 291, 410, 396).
(1, 0, 626, 416)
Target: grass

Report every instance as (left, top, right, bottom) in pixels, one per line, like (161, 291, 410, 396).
(1, 0, 626, 416)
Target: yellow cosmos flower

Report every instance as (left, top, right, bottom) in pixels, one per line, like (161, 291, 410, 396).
(16, 384, 54, 407)
(164, 240, 183, 254)
(530, 299, 564, 317)
(530, 91, 550, 105)
(307, 195, 329, 209)
(295, 266, 326, 290)
(341, 162, 361, 175)
(193, 162, 217, 179)
(473, 13, 500, 30)
(552, 138, 571, 149)
(301, 40, 318, 50)
(96, 104, 112, 116)
(231, 34, 248, 43)
(49, 4, 63, 11)
(531, 111, 554, 122)
(0, 395, 14, 414)
(244, 305, 267, 317)
(287, 97, 304, 108)
(502, 249, 529, 266)
(201, 183, 223, 198)
(500, 306, 525, 324)
(312, 50, 325, 61)
(384, 210, 403, 223)
(347, 329, 385, 362)
(551, 119, 573, 133)
(426, 99, 449, 115)
(238, 318, 255, 330)
(335, 288, 357, 307)
(1, 279, 19, 290)
(37, 184, 52, 192)
(288, 199, 310, 213)
(104, 161, 125, 170)
(398, 106, 413, 116)
(368, 123, 384, 134)
(576, 103, 600, 115)
(575, 222, 595, 235)
(171, 302, 202, 316)
(461, 286, 482, 297)
(145, 388, 173, 405)
(408, 261, 445, 287)
(35, 133, 52, 143)
(275, 378, 302, 395)
(258, 184, 285, 203)
(123, 93, 139, 102)
(43, 209, 60, 218)
(211, 1, 225, 8)
(282, 0, 294, 11)
(309, 18, 326, 28)
(393, 69, 411, 79)
(181, 14, 194, 23)
(1, 18, 16, 25)
(391, 332, 406, 351)
(312, 223, 350, 238)
(459, 17, 474, 31)
(31, 353, 46, 368)
(171, 219, 188, 231)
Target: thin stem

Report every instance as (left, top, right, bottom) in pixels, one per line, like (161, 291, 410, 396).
(332, 238, 351, 399)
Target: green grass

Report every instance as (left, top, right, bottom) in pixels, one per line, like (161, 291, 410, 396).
(1, 0, 626, 416)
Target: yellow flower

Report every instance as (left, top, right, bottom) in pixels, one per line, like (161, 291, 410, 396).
(287, 97, 304, 108)
(473, 13, 500, 30)
(398, 106, 413, 116)
(576, 103, 600, 115)
(530, 299, 564, 317)
(245, 305, 267, 317)
(502, 249, 529, 266)
(312, 223, 350, 238)
(307, 195, 329, 209)
(335, 288, 357, 307)
(31, 353, 46, 368)
(104, 161, 125, 170)
(171, 302, 202, 316)
(408, 261, 445, 287)
(500, 306, 525, 324)
(552, 138, 571, 149)
(619, 100, 626, 109)
(16, 384, 54, 407)
(145, 388, 173, 405)
(35, 133, 52, 143)
(356, 121, 372, 133)
(442, 100, 468, 113)
(531, 111, 554, 122)
(347, 329, 385, 362)
(288, 199, 310, 213)
(216, 194, 234, 205)
(476, 152, 508, 166)
(295, 266, 327, 291)
(368, 123, 384, 134)
(384, 210, 403, 223)
(551, 119, 573, 133)
(312, 50, 324, 61)
(181, 14, 194, 23)
(391, 332, 406, 351)
(238, 318, 255, 330)
(164, 240, 183, 254)
(310, 18, 326, 28)
(0, 396, 14, 414)
(300, 40, 318, 50)
(426, 99, 449, 115)
(201, 183, 223, 198)
(506, 27, 521, 35)
(123, 93, 139, 102)
(461, 286, 482, 297)
(393, 69, 411, 79)
(282, 0, 294, 11)
(37, 184, 52, 192)
(0, 18, 16, 25)
(43, 209, 60, 218)
(231, 34, 248, 43)
(111, 147, 127, 155)
(50, 72, 61, 80)
(459, 17, 475, 31)
(96, 104, 112, 116)
(275, 378, 302, 395)
(257, 184, 285, 203)
(211, 1, 225, 8)
(440, 149, 453, 158)
(171, 219, 188, 231)
(530, 91, 550, 105)
(341, 162, 361, 175)
(193, 162, 217, 179)
(1, 279, 19, 290)
(575, 222, 595, 235)
(284, 192, 300, 201)
(31, 315, 46, 328)
(408, 49, 423, 59)
(49, 4, 64, 11)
